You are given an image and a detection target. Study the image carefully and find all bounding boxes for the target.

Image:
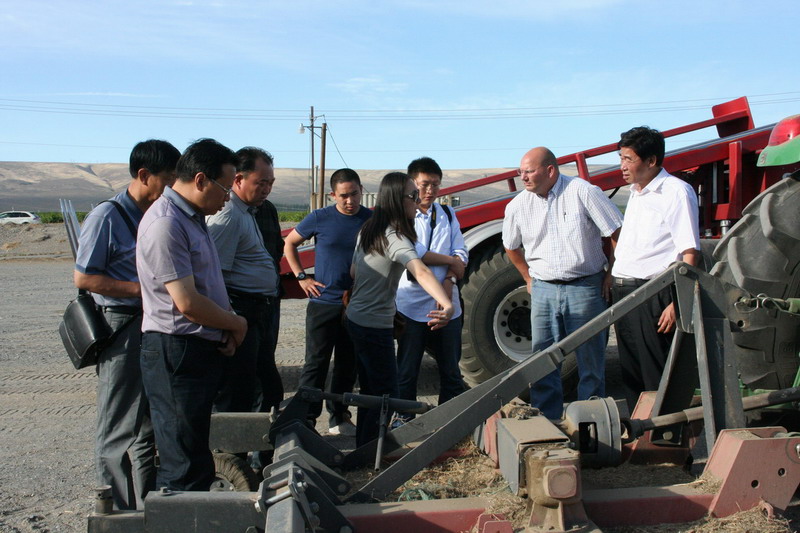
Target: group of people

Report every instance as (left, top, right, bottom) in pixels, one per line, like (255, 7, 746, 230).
(74, 124, 700, 510)
(284, 158, 466, 446)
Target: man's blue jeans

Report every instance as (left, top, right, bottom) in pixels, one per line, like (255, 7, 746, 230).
(396, 314, 465, 416)
(140, 332, 224, 491)
(529, 272, 607, 419)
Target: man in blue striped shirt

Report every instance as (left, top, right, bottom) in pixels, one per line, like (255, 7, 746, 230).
(502, 147, 622, 419)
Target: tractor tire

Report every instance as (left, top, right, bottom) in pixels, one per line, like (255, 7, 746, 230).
(710, 175, 800, 390)
(459, 245, 579, 392)
(212, 452, 259, 492)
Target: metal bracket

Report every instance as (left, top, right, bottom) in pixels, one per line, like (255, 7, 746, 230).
(258, 464, 353, 533)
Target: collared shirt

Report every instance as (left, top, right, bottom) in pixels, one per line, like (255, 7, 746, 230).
(396, 203, 468, 322)
(75, 190, 143, 307)
(612, 168, 700, 279)
(136, 186, 229, 341)
(206, 193, 279, 296)
(502, 174, 622, 281)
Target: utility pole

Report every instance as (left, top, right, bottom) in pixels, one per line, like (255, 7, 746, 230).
(319, 122, 327, 208)
(300, 106, 328, 210)
(309, 106, 316, 209)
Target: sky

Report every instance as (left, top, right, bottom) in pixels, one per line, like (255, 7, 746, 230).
(1, 0, 799, 171)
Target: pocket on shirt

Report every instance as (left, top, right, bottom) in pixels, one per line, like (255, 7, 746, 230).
(563, 213, 589, 240)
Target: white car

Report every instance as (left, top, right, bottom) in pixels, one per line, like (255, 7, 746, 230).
(0, 211, 42, 225)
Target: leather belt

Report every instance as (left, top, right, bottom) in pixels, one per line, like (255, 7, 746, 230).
(539, 271, 602, 285)
(227, 288, 277, 304)
(613, 277, 649, 287)
(102, 305, 142, 315)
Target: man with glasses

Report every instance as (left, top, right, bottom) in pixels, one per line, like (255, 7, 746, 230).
(611, 127, 700, 412)
(394, 157, 468, 425)
(207, 147, 283, 428)
(502, 147, 622, 420)
(137, 138, 248, 491)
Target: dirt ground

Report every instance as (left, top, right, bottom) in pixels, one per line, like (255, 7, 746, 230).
(0, 224, 797, 533)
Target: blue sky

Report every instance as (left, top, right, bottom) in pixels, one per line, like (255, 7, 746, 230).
(1, 0, 798, 170)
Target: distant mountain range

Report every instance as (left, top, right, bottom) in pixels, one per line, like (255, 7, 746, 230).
(0, 161, 618, 212)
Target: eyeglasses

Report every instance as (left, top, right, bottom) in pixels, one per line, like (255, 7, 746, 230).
(518, 166, 551, 176)
(209, 178, 232, 198)
(404, 190, 420, 202)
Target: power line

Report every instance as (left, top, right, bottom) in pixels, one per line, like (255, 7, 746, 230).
(323, 123, 348, 168)
(0, 92, 798, 122)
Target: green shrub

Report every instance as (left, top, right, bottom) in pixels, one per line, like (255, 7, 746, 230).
(278, 211, 307, 223)
(37, 211, 88, 223)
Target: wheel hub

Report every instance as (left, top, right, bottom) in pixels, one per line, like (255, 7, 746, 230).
(493, 285, 532, 362)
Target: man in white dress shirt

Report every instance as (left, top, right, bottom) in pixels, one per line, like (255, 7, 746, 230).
(610, 126, 700, 411)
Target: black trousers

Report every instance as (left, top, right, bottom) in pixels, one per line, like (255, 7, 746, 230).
(215, 292, 283, 414)
(611, 278, 674, 411)
(141, 332, 223, 491)
(296, 300, 356, 426)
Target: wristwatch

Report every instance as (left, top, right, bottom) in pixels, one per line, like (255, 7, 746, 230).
(296, 271, 308, 281)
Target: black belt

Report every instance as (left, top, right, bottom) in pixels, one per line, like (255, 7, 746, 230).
(227, 288, 276, 304)
(102, 305, 142, 315)
(613, 277, 649, 287)
(539, 272, 602, 285)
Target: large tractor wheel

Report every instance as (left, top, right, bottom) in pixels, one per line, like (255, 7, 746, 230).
(460, 246, 578, 392)
(710, 175, 800, 390)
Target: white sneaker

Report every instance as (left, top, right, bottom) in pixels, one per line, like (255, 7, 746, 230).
(328, 420, 357, 437)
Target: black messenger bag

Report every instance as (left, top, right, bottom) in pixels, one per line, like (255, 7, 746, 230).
(59, 200, 140, 370)
(59, 290, 113, 369)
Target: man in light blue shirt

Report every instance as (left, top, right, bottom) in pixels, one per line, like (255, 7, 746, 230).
(75, 139, 179, 509)
(395, 157, 468, 423)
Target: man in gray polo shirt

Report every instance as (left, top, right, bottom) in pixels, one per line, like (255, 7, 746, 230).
(137, 138, 248, 491)
(207, 147, 283, 418)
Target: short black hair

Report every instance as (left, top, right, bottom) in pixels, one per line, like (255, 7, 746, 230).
(407, 156, 443, 180)
(129, 139, 180, 179)
(330, 168, 361, 191)
(235, 146, 274, 174)
(176, 138, 238, 183)
(618, 126, 665, 167)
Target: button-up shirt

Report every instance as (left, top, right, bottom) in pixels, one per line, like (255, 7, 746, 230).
(75, 190, 143, 307)
(396, 203, 468, 322)
(502, 174, 622, 281)
(206, 193, 279, 296)
(612, 168, 700, 279)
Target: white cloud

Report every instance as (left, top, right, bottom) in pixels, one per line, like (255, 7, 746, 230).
(330, 77, 409, 96)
